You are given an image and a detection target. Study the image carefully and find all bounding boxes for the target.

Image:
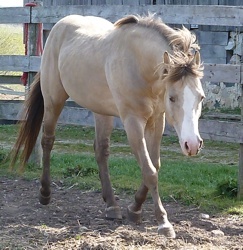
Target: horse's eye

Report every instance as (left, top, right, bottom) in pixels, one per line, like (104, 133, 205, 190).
(200, 95, 205, 102)
(169, 96, 176, 103)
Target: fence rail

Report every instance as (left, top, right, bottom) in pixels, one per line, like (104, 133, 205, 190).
(0, 3, 242, 199)
(1, 56, 242, 84)
(0, 5, 243, 25)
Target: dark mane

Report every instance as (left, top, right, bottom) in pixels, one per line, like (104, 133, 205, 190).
(115, 15, 203, 81)
(114, 15, 199, 54)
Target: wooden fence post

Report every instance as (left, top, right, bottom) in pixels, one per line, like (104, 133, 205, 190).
(238, 67, 243, 200)
(26, 1, 43, 167)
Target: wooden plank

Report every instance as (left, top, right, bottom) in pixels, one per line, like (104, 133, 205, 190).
(200, 45, 226, 58)
(26, 13, 43, 166)
(202, 57, 226, 64)
(122, 0, 140, 4)
(0, 55, 240, 84)
(105, 0, 123, 4)
(0, 101, 23, 121)
(202, 113, 241, 122)
(0, 76, 21, 84)
(238, 72, 243, 200)
(139, 0, 153, 4)
(199, 120, 243, 144)
(238, 144, 243, 199)
(0, 90, 24, 96)
(0, 7, 30, 24)
(203, 64, 241, 83)
(200, 45, 226, 64)
(29, 56, 41, 72)
(195, 31, 228, 46)
(0, 56, 41, 72)
(0, 56, 29, 72)
(31, 5, 243, 26)
(165, 119, 243, 143)
(1, 100, 242, 143)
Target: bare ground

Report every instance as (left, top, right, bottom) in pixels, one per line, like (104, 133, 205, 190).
(0, 177, 242, 250)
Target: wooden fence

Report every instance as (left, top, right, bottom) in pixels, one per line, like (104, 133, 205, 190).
(0, 3, 242, 199)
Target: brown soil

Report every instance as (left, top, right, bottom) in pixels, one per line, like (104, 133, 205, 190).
(0, 177, 242, 250)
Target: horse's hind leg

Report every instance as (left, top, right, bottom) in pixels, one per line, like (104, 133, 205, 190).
(39, 76, 68, 205)
(94, 113, 122, 219)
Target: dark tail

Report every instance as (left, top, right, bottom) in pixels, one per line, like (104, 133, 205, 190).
(10, 72, 44, 170)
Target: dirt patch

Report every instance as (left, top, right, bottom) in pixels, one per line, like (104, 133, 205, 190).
(0, 177, 242, 250)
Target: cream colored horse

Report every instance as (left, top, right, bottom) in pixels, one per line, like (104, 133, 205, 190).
(11, 15, 205, 238)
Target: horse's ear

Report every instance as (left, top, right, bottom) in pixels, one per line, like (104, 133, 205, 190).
(162, 51, 171, 75)
(163, 51, 171, 65)
(193, 50, 201, 66)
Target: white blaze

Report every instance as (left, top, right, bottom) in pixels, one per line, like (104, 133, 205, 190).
(180, 85, 200, 154)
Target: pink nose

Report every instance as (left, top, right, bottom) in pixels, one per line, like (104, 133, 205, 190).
(184, 138, 203, 156)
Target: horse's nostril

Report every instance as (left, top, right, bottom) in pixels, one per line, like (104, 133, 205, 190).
(199, 139, 203, 149)
(185, 142, 189, 151)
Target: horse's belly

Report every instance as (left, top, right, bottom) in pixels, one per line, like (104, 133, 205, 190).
(64, 80, 119, 117)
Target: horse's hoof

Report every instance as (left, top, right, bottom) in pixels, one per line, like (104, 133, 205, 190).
(105, 206, 122, 220)
(158, 223, 176, 238)
(39, 192, 51, 205)
(127, 204, 142, 223)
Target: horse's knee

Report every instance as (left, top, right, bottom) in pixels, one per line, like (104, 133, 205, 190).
(41, 134, 55, 150)
(94, 138, 110, 163)
(143, 170, 158, 190)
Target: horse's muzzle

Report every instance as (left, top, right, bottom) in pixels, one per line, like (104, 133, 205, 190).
(183, 137, 203, 156)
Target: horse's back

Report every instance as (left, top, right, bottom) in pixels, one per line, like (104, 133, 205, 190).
(43, 15, 113, 55)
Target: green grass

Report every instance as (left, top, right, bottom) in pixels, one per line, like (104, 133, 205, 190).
(0, 24, 24, 55)
(0, 124, 242, 215)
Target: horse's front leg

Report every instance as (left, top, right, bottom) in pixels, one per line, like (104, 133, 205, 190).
(94, 113, 122, 220)
(124, 115, 175, 238)
(127, 114, 164, 222)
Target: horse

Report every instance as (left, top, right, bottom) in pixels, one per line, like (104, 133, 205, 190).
(11, 14, 205, 238)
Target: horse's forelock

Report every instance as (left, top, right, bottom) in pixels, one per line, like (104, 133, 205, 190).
(163, 52, 204, 83)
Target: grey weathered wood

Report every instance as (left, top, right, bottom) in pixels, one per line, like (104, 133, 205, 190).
(202, 57, 226, 64)
(105, 0, 123, 4)
(0, 56, 30, 72)
(31, 5, 243, 26)
(0, 76, 21, 84)
(0, 55, 240, 84)
(238, 73, 243, 200)
(26, 4, 43, 166)
(203, 64, 241, 83)
(199, 120, 243, 144)
(1, 100, 242, 143)
(195, 31, 228, 46)
(201, 45, 226, 57)
(200, 45, 226, 64)
(202, 113, 241, 122)
(239, 144, 243, 199)
(0, 56, 41, 72)
(0, 101, 23, 121)
(29, 56, 41, 72)
(0, 7, 30, 23)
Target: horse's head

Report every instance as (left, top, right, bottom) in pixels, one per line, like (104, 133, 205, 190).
(162, 51, 205, 156)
